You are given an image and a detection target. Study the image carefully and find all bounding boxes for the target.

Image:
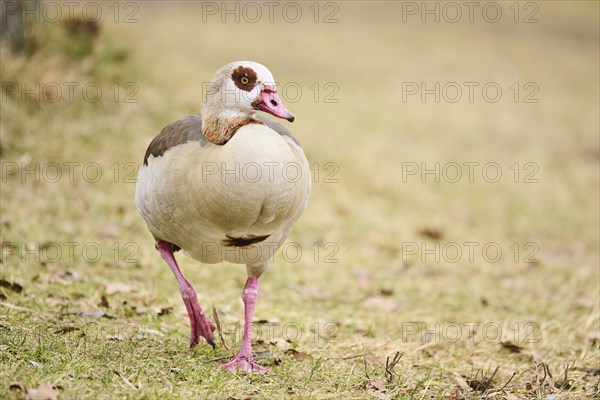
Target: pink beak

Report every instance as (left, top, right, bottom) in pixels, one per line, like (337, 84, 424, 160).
(255, 89, 295, 122)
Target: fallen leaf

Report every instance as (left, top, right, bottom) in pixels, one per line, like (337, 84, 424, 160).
(141, 328, 164, 337)
(284, 349, 313, 361)
(582, 368, 599, 376)
(241, 390, 259, 400)
(58, 310, 115, 319)
(254, 350, 272, 360)
(501, 341, 524, 353)
(9, 382, 25, 392)
(467, 378, 492, 391)
(132, 306, 148, 315)
(0, 279, 23, 293)
(106, 333, 129, 341)
(354, 326, 373, 337)
(366, 387, 390, 400)
(131, 305, 171, 316)
(526, 259, 540, 268)
(453, 374, 470, 391)
(25, 383, 59, 400)
(44, 268, 79, 284)
(370, 378, 387, 391)
(99, 295, 110, 309)
(355, 268, 372, 291)
(417, 227, 444, 240)
(157, 307, 172, 316)
(269, 338, 291, 350)
(53, 326, 79, 335)
(46, 295, 70, 307)
(105, 282, 134, 295)
(81, 310, 115, 319)
(99, 226, 120, 239)
(361, 296, 399, 312)
(365, 354, 383, 364)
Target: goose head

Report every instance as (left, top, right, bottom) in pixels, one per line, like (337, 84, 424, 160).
(203, 61, 294, 123)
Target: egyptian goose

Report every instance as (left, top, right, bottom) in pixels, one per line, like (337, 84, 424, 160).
(135, 61, 311, 373)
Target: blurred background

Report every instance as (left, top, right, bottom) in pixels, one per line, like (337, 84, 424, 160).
(1, 1, 598, 398)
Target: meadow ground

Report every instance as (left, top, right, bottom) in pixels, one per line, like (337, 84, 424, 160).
(0, 1, 599, 399)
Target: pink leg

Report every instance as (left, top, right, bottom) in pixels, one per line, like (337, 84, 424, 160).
(156, 240, 215, 348)
(218, 277, 272, 374)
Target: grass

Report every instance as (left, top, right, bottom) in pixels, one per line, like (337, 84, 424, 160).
(1, 1, 599, 399)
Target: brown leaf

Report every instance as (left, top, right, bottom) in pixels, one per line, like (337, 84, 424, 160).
(9, 382, 25, 392)
(53, 326, 79, 335)
(501, 341, 524, 353)
(157, 307, 172, 316)
(585, 368, 600, 376)
(284, 349, 313, 361)
(467, 378, 492, 391)
(25, 383, 59, 400)
(98, 295, 110, 309)
(417, 227, 444, 240)
(0, 279, 23, 293)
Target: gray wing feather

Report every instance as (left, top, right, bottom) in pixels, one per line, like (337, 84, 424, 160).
(143, 114, 209, 165)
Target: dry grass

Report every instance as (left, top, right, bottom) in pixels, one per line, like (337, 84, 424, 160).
(1, 1, 599, 399)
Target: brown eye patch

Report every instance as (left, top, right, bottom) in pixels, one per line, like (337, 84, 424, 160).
(231, 66, 258, 92)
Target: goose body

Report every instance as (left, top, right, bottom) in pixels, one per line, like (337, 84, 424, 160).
(135, 61, 311, 373)
(136, 114, 310, 266)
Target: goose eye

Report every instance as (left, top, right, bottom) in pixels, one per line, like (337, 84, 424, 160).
(240, 77, 249, 85)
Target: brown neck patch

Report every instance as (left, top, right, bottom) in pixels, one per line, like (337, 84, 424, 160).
(231, 66, 258, 92)
(203, 115, 262, 145)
